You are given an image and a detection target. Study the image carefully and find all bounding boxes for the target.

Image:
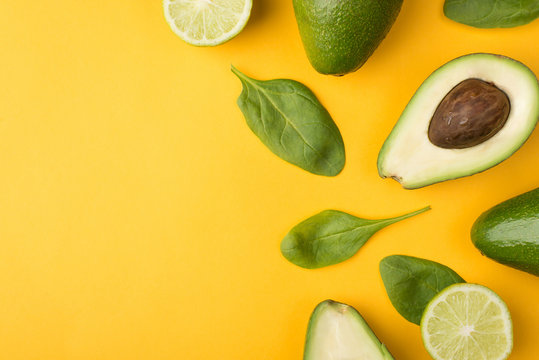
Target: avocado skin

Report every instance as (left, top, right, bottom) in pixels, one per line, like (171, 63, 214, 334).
(471, 188, 539, 276)
(293, 0, 403, 76)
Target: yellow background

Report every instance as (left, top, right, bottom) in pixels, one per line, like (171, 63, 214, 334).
(0, 1, 537, 359)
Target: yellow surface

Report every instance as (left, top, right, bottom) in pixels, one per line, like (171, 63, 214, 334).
(0, 1, 537, 359)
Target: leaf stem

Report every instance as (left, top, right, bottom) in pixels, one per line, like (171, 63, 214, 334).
(380, 205, 431, 225)
(230, 64, 247, 80)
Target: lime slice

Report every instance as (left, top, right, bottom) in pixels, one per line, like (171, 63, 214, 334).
(421, 283, 513, 360)
(163, 0, 252, 46)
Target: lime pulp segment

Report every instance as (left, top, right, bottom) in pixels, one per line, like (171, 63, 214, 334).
(421, 283, 512, 360)
(163, 0, 252, 46)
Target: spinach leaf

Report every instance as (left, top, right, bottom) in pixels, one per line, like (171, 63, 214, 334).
(281, 206, 430, 269)
(444, 0, 539, 28)
(231, 66, 345, 176)
(380, 255, 465, 325)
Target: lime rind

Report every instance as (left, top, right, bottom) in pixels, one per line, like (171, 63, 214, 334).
(420, 283, 513, 360)
(163, 0, 252, 46)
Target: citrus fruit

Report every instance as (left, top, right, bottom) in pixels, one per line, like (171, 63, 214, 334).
(421, 283, 512, 360)
(163, 0, 252, 46)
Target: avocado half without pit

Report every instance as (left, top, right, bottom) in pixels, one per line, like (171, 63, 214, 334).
(377, 53, 539, 189)
(304, 300, 394, 360)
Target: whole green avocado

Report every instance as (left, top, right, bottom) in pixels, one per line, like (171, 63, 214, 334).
(293, 0, 403, 76)
(471, 188, 539, 276)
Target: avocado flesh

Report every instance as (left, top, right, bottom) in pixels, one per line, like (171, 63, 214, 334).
(293, 0, 403, 76)
(304, 300, 394, 360)
(377, 53, 539, 189)
(471, 188, 539, 276)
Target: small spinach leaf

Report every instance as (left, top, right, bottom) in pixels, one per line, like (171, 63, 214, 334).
(380, 255, 465, 325)
(281, 206, 430, 269)
(444, 0, 539, 28)
(232, 66, 345, 176)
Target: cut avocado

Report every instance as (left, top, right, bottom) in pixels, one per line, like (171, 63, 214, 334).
(378, 53, 539, 189)
(293, 0, 403, 76)
(471, 188, 539, 276)
(304, 300, 394, 360)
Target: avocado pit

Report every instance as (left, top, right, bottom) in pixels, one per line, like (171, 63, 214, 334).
(428, 79, 510, 149)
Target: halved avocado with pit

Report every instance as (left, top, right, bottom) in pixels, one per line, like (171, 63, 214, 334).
(378, 53, 539, 189)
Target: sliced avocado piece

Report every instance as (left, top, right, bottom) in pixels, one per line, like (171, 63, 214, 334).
(304, 300, 394, 360)
(378, 53, 539, 189)
(471, 188, 539, 276)
(293, 0, 403, 76)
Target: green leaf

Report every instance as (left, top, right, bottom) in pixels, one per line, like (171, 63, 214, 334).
(379, 255, 465, 325)
(444, 0, 539, 28)
(231, 66, 345, 176)
(281, 206, 430, 269)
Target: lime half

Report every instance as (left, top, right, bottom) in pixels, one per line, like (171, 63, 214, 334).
(421, 283, 512, 360)
(163, 0, 252, 46)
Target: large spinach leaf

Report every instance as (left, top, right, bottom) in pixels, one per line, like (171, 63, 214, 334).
(380, 255, 465, 325)
(444, 0, 539, 28)
(281, 207, 430, 269)
(232, 66, 345, 176)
